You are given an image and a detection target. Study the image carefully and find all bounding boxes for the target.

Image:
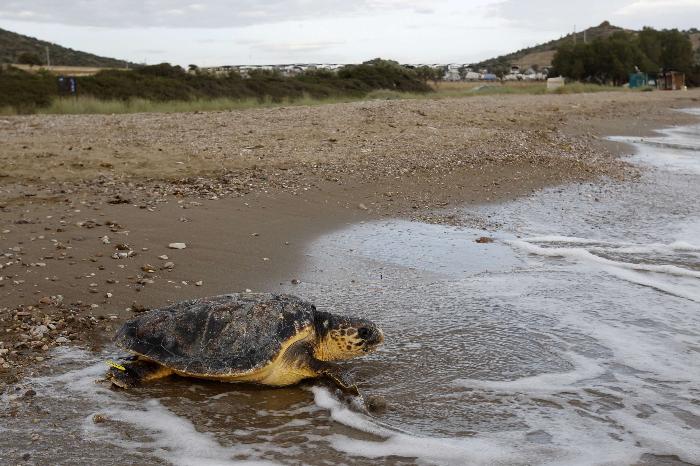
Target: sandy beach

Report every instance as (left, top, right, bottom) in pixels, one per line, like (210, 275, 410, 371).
(1, 89, 699, 386)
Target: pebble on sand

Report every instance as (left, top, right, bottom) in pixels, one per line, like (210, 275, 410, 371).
(168, 243, 187, 249)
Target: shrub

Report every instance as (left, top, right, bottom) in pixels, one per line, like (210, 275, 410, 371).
(0, 67, 56, 111)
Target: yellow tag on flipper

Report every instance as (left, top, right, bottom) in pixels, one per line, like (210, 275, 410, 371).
(106, 360, 126, 371)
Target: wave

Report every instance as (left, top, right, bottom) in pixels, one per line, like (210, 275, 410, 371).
(510, 240, 700, 279)
(453, 352, 605, 393)
(310, 386, 518, 465)
(510, 238, 700, 302)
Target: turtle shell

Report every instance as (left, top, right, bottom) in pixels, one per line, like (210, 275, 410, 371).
(114, 293, 317, 376)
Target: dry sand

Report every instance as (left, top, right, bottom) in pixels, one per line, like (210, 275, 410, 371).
(1, 89, 699, 385)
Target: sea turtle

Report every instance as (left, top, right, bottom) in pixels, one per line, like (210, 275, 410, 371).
(106, 293, 384, 395)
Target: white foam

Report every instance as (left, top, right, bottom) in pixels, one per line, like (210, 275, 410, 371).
(510, 240, 700, 279)
(524, 235, 616, 245)
(611, 122, 700, 174)
(85, 399, 279, 466)
(510, 239, 700, 302)
(525, 236, 700, 254)
(454, 352, 605, 393)
(31, 349, 282, 466)
(310, 387, 519, 465)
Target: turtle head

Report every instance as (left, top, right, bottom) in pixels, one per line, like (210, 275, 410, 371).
(313, 311, 384, 361)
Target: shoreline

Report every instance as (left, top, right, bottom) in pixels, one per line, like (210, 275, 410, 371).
(1, 90, 699, 386)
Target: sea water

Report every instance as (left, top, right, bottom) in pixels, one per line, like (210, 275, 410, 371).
(2, 110, 699, 465)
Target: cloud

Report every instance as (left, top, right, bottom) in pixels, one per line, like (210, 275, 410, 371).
(0, 0, 444, 28)
(490, 0, 631, 29)
(615, 0, 700, 15)
(252, 40, 344, 53)
(614, 0, 700, 29)
(491, 0, 700, 30)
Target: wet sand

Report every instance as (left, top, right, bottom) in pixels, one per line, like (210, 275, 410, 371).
(0, 89, 699, 386)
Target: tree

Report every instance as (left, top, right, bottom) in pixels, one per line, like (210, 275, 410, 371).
(17, 51, 42, 66)
(552, 27, 694, 84)
(415, 65, 441, 84)
(658, 29, 693, 72)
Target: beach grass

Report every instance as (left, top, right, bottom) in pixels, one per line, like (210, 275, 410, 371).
(1, 82, 634, 116)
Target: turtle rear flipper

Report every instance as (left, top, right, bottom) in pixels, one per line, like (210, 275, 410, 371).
(106, 359, 173, 389)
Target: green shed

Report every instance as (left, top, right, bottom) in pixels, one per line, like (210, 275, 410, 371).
(629, 72, 649, 88)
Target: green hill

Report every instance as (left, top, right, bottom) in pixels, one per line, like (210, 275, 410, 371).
(0, 27, 133, 67)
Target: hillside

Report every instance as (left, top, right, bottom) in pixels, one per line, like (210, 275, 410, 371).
(472, 22, 700, 72)
(474, 22, 630, 71)
(0, 27, 133, 68)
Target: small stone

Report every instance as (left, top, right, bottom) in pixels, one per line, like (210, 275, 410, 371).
(291, 279, 300, 285)
(358, 203, 368, 210)
(55, 336, 70, 344)
(92, 414, 107, 424)
(162, 261, 175, 270)
(168, 243, 186, 249)
(195, 281, 203, 286)
(245, 288, 252, 293)
(30, 325, 49, 337)
(475, 236, 494, 244)
(366, 395, 388, 413)
(158, 255, 169, 260)
(101, 236, 110, 244)
(141, 264, 156, 273)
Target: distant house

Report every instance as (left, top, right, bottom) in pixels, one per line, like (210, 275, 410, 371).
(657, 71, 685, 90)
(464, 71, 481, 81)
(443, 64, 461, 81)
(443, 69, 461, 81)
(547, 76, 565, 90)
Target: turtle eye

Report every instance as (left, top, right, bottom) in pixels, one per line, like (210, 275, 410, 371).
(357, 327, 370, 339)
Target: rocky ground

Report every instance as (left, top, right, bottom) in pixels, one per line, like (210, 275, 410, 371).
(1, 89, 699, 388)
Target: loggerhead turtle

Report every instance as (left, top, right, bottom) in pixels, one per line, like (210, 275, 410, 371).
(106, 293, 384, 395)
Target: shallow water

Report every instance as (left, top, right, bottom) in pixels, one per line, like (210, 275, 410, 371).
(2, 110, 700, 465)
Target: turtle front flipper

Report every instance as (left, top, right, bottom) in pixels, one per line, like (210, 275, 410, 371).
(106, 359, 173, 389)
(308, 358, 361, 396)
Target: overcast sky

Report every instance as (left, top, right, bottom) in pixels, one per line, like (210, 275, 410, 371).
(0, 0, 698, 66)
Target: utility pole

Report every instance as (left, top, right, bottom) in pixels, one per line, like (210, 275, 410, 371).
(45, 46, 50, 67)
